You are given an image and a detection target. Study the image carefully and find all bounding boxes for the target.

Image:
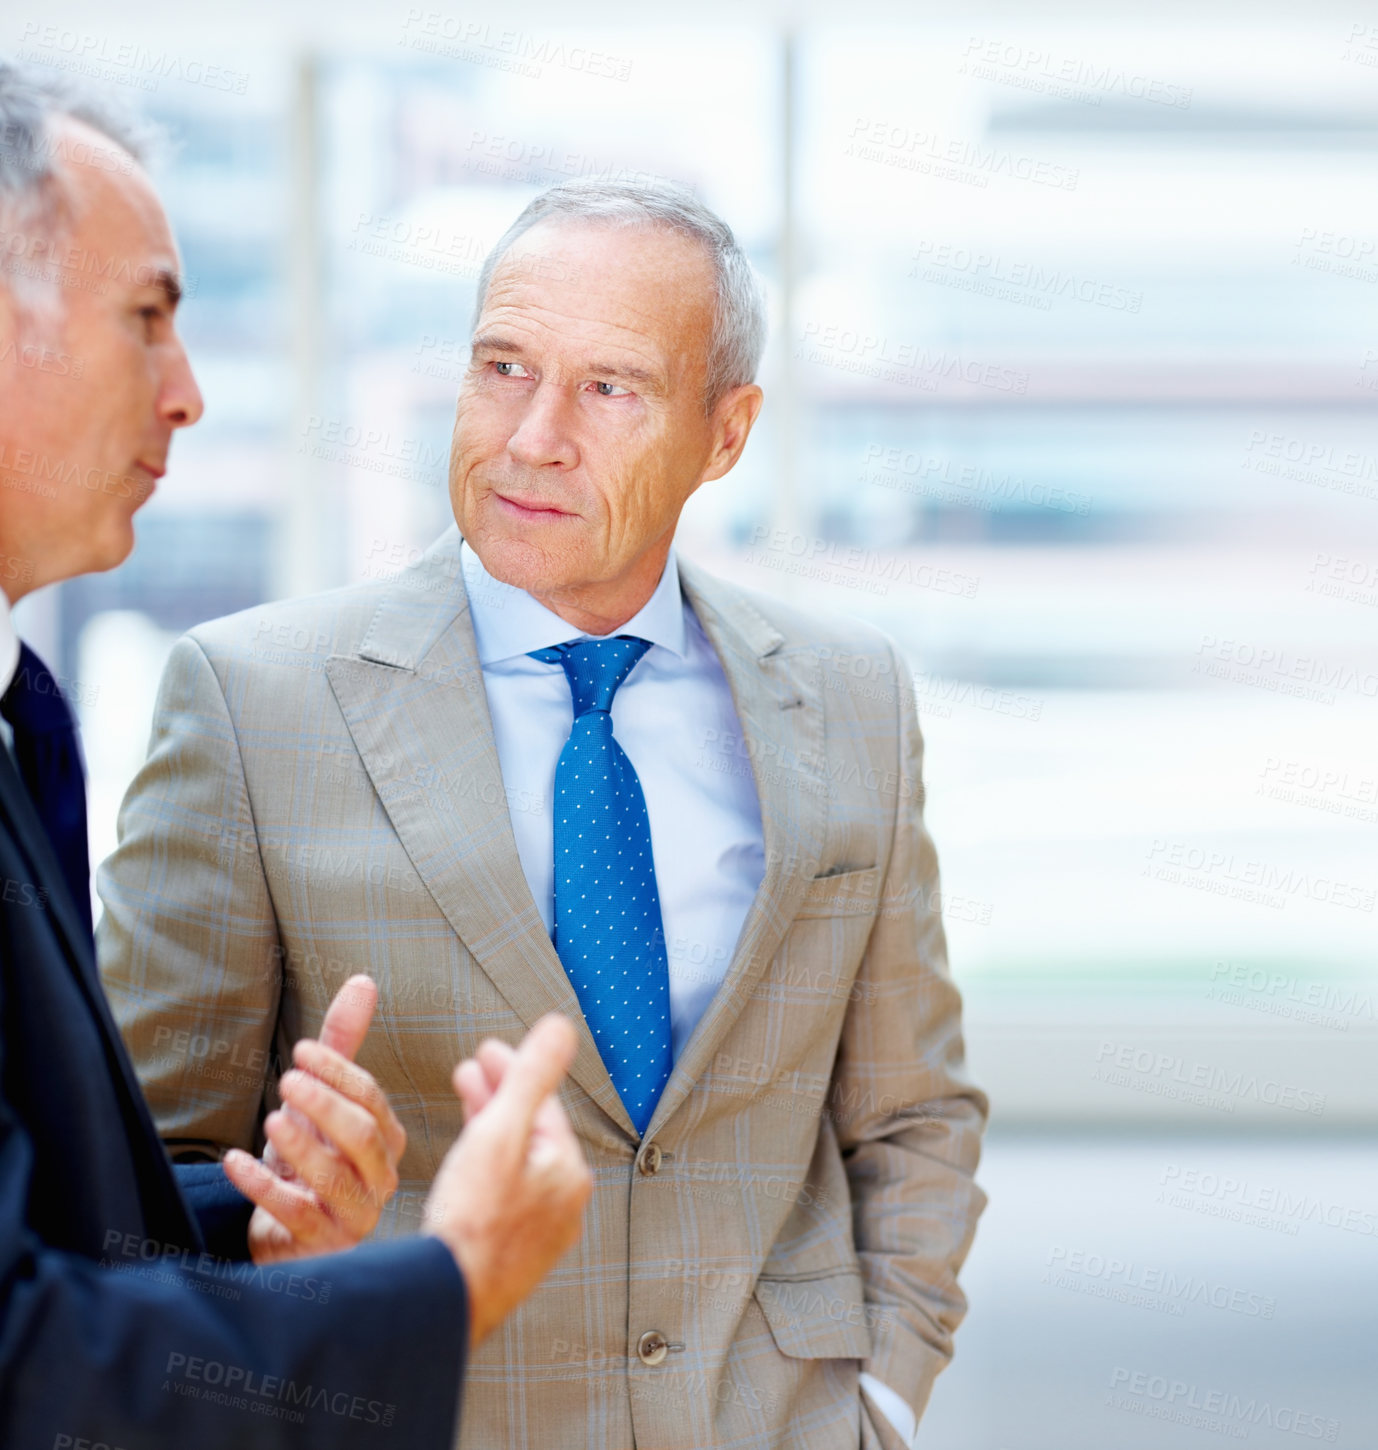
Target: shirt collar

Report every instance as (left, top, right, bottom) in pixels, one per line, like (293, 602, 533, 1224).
(0, 591, 18, 698)
(460, 539, 687, 665)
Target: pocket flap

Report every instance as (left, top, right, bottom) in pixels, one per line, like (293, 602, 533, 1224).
(797, 868, 880, 919)
(754, 1270, 874, 1360)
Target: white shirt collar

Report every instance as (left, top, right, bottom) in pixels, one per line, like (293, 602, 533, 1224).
(460, 539, 688, 665)
(0, 591, 19, 698)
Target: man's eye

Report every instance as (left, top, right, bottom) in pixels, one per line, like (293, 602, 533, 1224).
(494, 361, 531, 378)
(593, 381, 630, 397)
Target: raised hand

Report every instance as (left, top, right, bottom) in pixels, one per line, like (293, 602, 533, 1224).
(223, 974, 407, 1263)
(423, 1014, 592, 1347)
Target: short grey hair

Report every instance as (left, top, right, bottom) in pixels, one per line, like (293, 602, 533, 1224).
(473, 178, 767, 412)
(0, 59, 155, 312)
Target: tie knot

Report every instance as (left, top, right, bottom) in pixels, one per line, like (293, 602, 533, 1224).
(530, 636, 651, 717)
(1, 642, 77, 737)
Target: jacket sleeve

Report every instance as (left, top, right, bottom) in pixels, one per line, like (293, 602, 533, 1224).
(0, 1015, 467, 1449)
(831, 642, 988, 1424)
(175, 1161, 254, 1261)
(97, 633, 283, 1159)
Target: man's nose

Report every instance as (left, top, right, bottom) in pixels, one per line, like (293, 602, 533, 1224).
(506, 382, 579, 469)
(159, 336, 204, 429)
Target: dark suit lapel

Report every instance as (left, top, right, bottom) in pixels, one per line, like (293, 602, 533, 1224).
(0, 746, 96, 983)
(646, 562, 828, 1133)
(0, 745, 199, 1245)
(325, 529, 635, 1134)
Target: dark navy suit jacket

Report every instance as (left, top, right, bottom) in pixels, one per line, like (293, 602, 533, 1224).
(0, 746, 467, 1447)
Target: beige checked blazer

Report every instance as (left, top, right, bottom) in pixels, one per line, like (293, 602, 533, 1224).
(98, 525, 987, 1450)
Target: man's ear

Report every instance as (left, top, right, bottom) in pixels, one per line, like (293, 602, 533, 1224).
(703, 383, 765, 483)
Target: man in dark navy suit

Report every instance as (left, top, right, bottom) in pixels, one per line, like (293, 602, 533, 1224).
(0, 61, 592, 1448)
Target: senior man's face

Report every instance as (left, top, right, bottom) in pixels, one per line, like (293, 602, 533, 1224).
(0, 118, 203, 598)
(450, 219, 762, 631)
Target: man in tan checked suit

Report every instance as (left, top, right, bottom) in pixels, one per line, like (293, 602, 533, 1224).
(99, 178, 987, 1449)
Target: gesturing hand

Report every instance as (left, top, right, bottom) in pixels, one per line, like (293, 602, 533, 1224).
(223, 974, 407, 1263)
(423, 1014, 593, 1348)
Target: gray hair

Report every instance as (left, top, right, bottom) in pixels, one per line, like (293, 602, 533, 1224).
(0, 59, 156, 313)
(473, 178, 767, 412)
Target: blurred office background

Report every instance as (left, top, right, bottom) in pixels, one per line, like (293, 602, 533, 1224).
(10, 1, 1377, 1444)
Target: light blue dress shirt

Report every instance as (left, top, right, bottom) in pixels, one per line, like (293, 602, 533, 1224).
(461, 541, 919, 1446)
(462, 540, 766, 1063)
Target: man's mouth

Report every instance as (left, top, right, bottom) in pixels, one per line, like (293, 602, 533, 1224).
(127, 461, 164, 504)
(494, 492, 573, 521)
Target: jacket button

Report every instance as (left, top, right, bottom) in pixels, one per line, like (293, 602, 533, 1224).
(636, 1141, 663, 1176)
(637, 1331, 669, 1366)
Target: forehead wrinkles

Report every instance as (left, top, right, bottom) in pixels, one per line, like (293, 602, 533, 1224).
(484, 227, 714, 382)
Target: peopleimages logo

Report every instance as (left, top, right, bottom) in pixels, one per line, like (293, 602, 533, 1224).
(1194, 633, 1378, 707)
(911, 241, 1143, 313)
(958, 37, 1193, 109)
(1259, 753, 1378, 810)
(164, 1353, 395, 1426)
(1207, 960, 1374, 1032)
(745, 524, 981, 599)
(397, 11, 633, 81)
(798, 320, 1029, 393)
(1144, 836, 1375, 914)
(844, 117, 1079, 191)
(1158, 1163, 1377, 1237)
(1240, 429, 1378, 502)
(1093, 1041, 1326, 1116)
(16, 22, 251, 94)
(1107, 1367, 1340, 1441)
(1045, 1246, 1275, 1319)
(1305, 551, 1378, 610)
(859, 443, 1092, 515)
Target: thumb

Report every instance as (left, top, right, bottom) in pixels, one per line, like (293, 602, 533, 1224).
(486, 1015, 579, 1140)
(315, 974, 377, 1061)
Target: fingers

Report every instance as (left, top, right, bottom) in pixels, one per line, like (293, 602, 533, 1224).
(224, 1148, 347, 1257)
(221, 976, 409, 1264)
(223, 1146, 269, 1199)
(454, 1059, 494, 1122)
(474, 1015, 578, 1142)
(531, 1078, 579, 1145)
(270, 1070, 398, 1227)
(315, 973, 377, 1060)
(293, 1038, 406, 1162)
(451, 1039, 514, 1122)
(262, 1101, 350, 1202)
(244, 1209, 295, 1265)
(277, 1067, 394, 1190)
(422, 1017, 591, 1346)
(453, 1045, 582, 1174)
(475, 1038, 515, 1093)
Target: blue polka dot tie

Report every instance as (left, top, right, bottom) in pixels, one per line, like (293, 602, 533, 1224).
(529, 636, 672, 1134)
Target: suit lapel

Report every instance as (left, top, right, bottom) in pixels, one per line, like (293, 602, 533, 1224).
(647, 563, 828, 1134)
(0, 747, 96, 985)
(325, 529, 634, 1134)
(0, 746, 198, 1245)
(325, 534, 830, 1140)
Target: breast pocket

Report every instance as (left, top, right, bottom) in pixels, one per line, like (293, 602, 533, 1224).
(796, 867, 881, 920)
(754, 1269, 874, 1360)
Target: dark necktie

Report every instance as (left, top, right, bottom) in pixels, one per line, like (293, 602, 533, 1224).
(529, 636, 673, 1134)
(1, 642, 92, 940)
